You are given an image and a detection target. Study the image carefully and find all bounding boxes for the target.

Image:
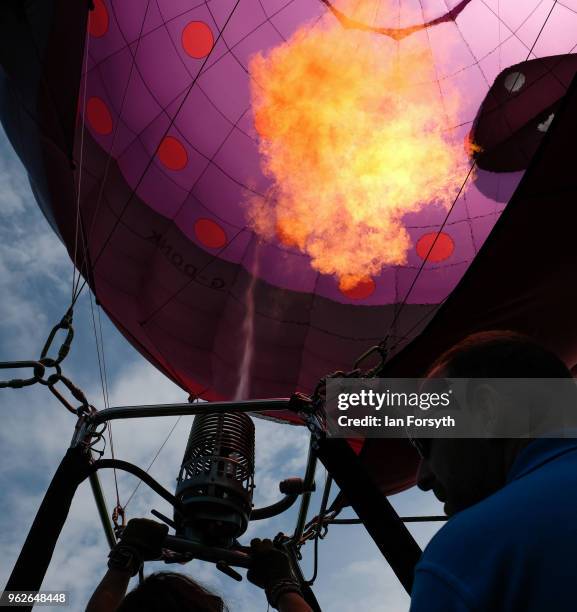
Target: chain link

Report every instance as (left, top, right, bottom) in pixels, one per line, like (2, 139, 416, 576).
(352, 339, 389, 377)
(0, 361, 45, 389)
(47, 374, 92, 415)
(112, 505, 126, 533)
(39, 308, 75, 368)
(0, 308, 93, 416)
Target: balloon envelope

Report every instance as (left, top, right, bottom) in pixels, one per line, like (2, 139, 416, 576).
(75, 0, 577, 396)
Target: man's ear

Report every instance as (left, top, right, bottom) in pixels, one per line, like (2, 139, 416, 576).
(469, 383, 502, 434)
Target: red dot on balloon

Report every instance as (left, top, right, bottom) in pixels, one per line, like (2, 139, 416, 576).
(416, 232, 454, 262)
(157, 136, 188, 170)
(182, 21, 214, 59)
(86, 97, 113, 135)
(339, 277, 376, 300)
(89, 0, 109, 37)
(194, 219, 227, 249)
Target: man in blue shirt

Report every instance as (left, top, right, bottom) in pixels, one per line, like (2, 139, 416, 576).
(410, 331, 577, 611)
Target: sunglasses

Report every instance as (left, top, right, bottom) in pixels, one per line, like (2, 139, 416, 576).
(407, 377, 460, 459)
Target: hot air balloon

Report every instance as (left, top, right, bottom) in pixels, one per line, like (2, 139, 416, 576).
(2, 0, 577, 607)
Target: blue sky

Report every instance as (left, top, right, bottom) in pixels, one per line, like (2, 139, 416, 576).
(0, 126, 444, 611)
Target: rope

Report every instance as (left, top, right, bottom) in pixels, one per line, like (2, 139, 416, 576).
(123, 415, 183, 510)
(71, 23, 91, 303)
(82, 0, 153, 279)
(72, 0, 245, 304)
(375, 0, 560, 360)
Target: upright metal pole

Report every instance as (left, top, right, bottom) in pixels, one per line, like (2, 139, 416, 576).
(292, 438, 318, 541)
(5, 447, 92, 608)
(88, 472, 116, 549)
(315, 436, 422, 594)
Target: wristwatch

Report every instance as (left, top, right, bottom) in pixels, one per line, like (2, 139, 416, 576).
(266, 579, 304, 609)
(107, 545, 142, 576)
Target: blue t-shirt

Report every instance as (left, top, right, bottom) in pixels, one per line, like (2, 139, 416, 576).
(410, 438, 577, 611)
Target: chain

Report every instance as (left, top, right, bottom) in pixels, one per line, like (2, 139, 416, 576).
(289, 342, 390, 451)
(352, 339, 389, 377)
(0, 308, 94, 416)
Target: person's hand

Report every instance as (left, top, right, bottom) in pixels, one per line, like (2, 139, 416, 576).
(118, 518, 168, 560)
(107, 518, 168, 576)
(247, 539, 303, 609)
(247, 538, 293, 587)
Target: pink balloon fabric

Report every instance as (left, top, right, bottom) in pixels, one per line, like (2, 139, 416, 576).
(73, 0, 577, 400)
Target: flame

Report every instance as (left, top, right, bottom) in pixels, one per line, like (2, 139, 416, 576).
(465, 132, 483, 157)
(247, 3, 470, 289)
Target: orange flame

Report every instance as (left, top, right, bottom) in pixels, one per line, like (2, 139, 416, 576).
(248, 4, 470, 289)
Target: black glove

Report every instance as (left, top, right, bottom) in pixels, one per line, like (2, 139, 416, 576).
(118, 518, 168, 560)
(108, 518, 168, 575)
(247, 538, 303, 609)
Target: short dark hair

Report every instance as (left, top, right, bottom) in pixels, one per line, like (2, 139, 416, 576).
(116, 572, 227, 612)
(428, 330, 572, 379)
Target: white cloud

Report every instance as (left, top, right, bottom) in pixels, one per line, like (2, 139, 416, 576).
(0, 138, 69, 354)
